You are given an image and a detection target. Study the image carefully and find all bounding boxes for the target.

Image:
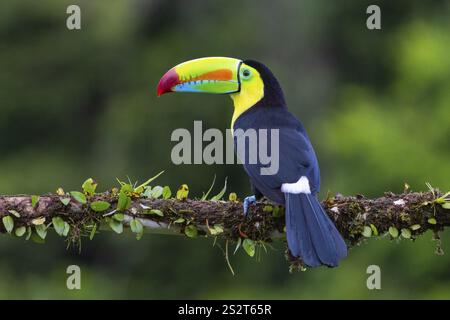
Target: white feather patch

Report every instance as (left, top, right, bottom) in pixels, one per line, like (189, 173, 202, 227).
(281, 176, 311, 194)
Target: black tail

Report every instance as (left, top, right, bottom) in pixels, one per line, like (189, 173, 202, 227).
(285, 193, 347, 267)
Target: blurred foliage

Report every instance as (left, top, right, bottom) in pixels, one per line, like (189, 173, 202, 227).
(0, 0, 449, 299)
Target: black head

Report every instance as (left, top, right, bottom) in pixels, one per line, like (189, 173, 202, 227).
(243, 59, 286, 108)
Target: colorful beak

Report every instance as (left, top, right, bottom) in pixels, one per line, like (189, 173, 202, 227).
(157, 57, 242, 96)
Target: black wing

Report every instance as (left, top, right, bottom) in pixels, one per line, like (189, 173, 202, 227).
(236, 126, 320, 204)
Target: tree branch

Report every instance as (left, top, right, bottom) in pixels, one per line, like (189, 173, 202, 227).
(1, 189, 449, 247)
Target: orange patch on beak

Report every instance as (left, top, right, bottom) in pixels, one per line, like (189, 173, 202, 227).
(191, 69, 233, 81)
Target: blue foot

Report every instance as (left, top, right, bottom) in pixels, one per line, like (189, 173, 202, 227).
(243, 195, 256, 216)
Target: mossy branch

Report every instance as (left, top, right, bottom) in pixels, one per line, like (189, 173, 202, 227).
(1, 188, 449, 250)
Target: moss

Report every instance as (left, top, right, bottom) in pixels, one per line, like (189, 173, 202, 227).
(1, 181, 449, 272)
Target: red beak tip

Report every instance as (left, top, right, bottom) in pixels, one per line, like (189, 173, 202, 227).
(156, 68, 179, 97)
(156, 84, 167, 97)
(157, 87, 171, 97)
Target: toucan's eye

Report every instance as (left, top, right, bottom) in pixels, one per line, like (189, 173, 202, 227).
(241, 68, 252, 80)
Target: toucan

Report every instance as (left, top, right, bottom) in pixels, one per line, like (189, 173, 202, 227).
(157, 57, 347, 267)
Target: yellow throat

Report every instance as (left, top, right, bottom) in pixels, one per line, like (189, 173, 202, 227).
(230, 64, 264, 129)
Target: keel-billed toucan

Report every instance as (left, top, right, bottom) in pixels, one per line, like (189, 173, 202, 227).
(157, 57, 347, 267)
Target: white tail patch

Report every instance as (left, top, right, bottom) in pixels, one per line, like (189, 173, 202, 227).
(281, 176, 311, 194)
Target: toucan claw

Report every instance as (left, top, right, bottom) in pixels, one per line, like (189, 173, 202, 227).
(243, 195, 256, 216)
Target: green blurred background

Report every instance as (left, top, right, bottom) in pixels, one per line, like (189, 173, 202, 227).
(0, 0, 449, 299)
